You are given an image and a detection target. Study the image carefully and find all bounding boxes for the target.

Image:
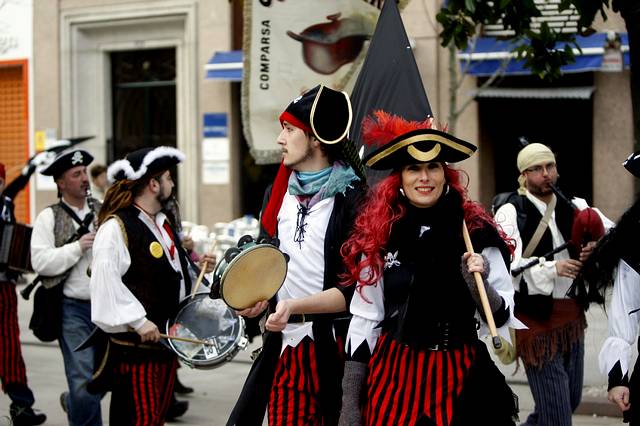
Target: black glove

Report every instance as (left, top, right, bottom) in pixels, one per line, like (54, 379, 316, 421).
(339, 361, 367, 426)
(460, 254, 502, 312)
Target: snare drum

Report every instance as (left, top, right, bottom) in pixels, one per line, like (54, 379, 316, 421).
(166, 293, 247, 369)
(214, 236, 288, 310)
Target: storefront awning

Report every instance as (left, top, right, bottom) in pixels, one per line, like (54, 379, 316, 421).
(472, 86, 595, 100)
(205, 50, 243, 81)
(458, 33, 630, 77)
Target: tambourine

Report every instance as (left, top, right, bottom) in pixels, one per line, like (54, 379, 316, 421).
(166, 293, 247, 369)
(214, 235, 288, 310)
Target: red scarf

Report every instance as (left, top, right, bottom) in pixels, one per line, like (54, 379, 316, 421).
(261, 162, 292, 237)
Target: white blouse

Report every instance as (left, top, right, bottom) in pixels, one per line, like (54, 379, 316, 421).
(599, 259, 640, 380)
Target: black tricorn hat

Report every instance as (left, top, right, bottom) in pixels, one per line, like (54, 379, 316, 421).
(623, 151, 640, 178)
(40, 149, 94, 179)
(364, 128, 477, 170)
(279, 84, 352, 145)
(108, 146, 185, 182)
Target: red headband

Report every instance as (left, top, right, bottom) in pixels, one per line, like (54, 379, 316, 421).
(279, 111, 311, 133)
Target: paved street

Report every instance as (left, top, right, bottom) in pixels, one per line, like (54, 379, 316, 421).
(0, 282, 629, 425)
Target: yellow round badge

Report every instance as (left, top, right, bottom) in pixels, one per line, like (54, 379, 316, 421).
(149, 241, 164, 259)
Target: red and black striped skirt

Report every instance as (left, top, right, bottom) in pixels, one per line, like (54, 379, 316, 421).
(364, 332, 476, 426)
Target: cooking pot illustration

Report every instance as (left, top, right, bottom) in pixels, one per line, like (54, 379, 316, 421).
(287, 13, 375, 75)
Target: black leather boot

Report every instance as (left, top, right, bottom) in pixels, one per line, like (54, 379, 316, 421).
(165, 395, 189, 421)
(9, 404, 46, 426)
(173, 376, 194, 394)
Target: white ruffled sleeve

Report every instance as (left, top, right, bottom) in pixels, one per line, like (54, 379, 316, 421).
(90, 218, 147, 333)
(599, 259, 640, 378)
(30, 207, 84, 276)
(477, 247, 527, 344)
(346, 266, 385, 357)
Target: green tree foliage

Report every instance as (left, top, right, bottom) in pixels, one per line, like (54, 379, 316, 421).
(436, 0, 610, 80)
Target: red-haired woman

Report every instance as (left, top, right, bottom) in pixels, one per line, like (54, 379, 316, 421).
(338, 111, 524, 426)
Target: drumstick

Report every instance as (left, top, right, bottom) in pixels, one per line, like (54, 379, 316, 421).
(160, 333, 214, 346)
(190, 239, 217, 299)
(461, 220, 502, 350)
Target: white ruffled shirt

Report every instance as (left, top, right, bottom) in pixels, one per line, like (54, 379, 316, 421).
(90, 208, 186, 333)
(276, 192, 334, 353)
(599, 259, 640, 380)
(347, 247, 526, 357)
(30, 198, 94, 300)
(494, 191, 613, 299)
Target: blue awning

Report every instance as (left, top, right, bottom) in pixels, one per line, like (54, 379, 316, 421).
(205, 50, 243, 81)
(458, 33, 630, 76)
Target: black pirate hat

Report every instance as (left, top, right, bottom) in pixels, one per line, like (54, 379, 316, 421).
(624, 151, 640, 178)
(41, 149, 94, 179)
(279, 84, 352, 145)
(108, 146, 185, 182)
(363, 125, 477, 170)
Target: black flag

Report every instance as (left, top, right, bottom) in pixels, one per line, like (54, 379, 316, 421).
(350, 0, 432, 183)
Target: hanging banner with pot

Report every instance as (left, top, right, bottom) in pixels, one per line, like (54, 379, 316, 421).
(242, 0, 410, 164)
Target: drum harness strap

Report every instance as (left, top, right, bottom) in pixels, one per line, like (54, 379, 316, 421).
(288, 313, 350, 323)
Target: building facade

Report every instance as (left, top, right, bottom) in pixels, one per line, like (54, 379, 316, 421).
(27, 0, 636, 227)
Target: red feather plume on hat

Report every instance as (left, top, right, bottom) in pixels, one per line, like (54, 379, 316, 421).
(362, 110, 447, 148)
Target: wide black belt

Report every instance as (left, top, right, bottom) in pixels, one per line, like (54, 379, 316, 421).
(393, 319, 480, 351)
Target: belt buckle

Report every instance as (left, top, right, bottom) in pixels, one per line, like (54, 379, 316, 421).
(427, 343, 441, 351)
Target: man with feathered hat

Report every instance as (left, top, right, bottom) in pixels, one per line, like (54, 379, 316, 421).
(89, 146, 215, 424)
(227, 84, 366, 426)
(30, 148, 103, 425)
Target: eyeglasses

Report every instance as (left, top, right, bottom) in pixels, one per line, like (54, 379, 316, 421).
(525, 163, 556, 174)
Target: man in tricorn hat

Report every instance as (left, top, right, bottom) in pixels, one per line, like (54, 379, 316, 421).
(89, 146, 215, 425)
(494, 142, 613, 426)
(30, 148, 103, 425)
(227, 84, 366, 426)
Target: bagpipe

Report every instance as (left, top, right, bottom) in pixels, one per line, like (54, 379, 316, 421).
(511, 183, 606, 277)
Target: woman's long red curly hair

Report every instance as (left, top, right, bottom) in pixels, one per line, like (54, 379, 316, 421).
(340, 167, 514, 289)
(340, 111, 514, 289)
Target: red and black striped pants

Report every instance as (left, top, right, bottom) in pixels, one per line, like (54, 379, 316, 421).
(0, 281, 28, 391)
(109, 355, 177, 426)
(268, 337, 334, 426)
(364, 333, 476, 426)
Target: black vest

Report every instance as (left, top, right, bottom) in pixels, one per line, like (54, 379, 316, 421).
(510, 193, 575, 319)
(115, 206, 192, 328)
(512, 194, 575, 258)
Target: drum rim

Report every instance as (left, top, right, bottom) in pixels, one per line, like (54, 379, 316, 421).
(219, 244, 288, 310)
(166, 293, 246, 369)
